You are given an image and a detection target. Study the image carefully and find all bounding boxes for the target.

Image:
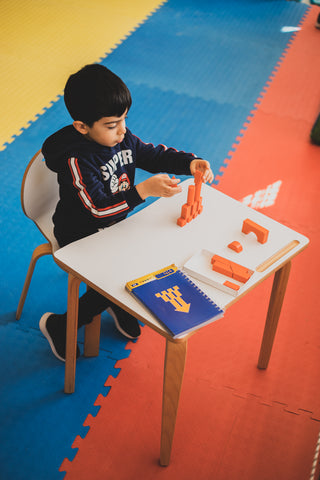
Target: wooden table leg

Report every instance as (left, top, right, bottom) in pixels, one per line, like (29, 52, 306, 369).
(84, 284, 101, 357)
(84, 314, 101, 357)
(160, 338, 187, 466)
(258, 261, 292, 369)
(64, 273, 81, 394)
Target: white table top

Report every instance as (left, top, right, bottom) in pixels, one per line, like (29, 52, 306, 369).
(54, 179, 309, 339)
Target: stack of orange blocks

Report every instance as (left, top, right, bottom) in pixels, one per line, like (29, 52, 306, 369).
(177, 171, 203, 227)
(211, 254, 254, 292)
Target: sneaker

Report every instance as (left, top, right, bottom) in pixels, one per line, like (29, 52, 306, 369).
(39, 312, 80, 362)
(107, 305, 141, 339)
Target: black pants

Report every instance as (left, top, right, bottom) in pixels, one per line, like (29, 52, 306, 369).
(57, 230, 115, 328)
(77, 288, 113, 328)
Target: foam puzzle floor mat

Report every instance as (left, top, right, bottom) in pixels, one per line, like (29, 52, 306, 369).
(0, 321, 126, 479)
(60, 324, 320, 480)
(0, 0, 318, 479)
(58, 5, 320, 480)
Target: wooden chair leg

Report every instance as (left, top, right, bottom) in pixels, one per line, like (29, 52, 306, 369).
(16, 243, 52, 320)
(84, 314, 101, 357)
(258, 261, 292, 369)
(64, 273, 81, 394)
(160, 338, 188, 466)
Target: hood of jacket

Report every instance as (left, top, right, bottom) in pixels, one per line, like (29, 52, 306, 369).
(42, 125, 106, 173)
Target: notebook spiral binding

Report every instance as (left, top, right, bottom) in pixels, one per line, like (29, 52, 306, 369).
(180, 270, 224, 312)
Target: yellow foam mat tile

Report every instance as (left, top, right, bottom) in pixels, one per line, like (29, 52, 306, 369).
(0, 0, 166, 150)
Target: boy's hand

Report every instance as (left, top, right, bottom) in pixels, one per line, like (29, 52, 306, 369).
(136, 174, 182, 200)
(190, 159, 214, 183)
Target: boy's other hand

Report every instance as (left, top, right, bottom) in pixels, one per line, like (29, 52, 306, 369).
(190, 159, 214, 183)
(136, 174, 182, 200)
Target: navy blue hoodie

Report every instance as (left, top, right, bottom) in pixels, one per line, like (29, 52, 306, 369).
(42, 125, 196, 247)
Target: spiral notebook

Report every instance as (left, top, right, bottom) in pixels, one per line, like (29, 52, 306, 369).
(126, 264, 224, 338)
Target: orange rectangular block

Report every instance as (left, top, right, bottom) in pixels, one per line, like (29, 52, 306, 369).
(229, 261, 253, 283)
(177, 217, 187, 227)
(194, 170, 203, 202)
(191, 202, 198, 215)
(231, 267, 252, 283)
(211, 254, 229, 265)
(181, 203, 191, 220)
(211, 254, 253, 283)
(212, 260, 233, 277)
(187, 185, 195, 205)
(197, 197, 203, 214)
(194, 169, 203, 184)
(223, 280, 240, 291)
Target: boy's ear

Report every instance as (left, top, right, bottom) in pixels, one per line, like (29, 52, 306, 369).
(73, 120, 89, 135)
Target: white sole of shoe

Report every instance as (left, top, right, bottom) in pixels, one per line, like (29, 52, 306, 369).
(39, 312, 65, 362)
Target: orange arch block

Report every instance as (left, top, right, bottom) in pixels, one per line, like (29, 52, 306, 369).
(242, 218, 269, 244)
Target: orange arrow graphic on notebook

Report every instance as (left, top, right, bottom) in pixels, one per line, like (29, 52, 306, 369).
(155, 286, 191, 313)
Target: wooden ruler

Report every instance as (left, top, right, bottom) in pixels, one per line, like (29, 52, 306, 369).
(256, 240, 300, 272)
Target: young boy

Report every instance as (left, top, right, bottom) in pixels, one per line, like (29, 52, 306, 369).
(39, 63, 213, 362)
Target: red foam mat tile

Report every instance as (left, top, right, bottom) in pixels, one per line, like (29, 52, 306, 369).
(61, 328, 320, 480)
(216, 11, 320, 210)
(210, 6, 320, 422)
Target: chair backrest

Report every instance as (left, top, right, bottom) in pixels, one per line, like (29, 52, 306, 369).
(22, 150, 60, 251)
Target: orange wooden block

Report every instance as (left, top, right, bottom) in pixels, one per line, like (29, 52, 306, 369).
(211, 254, 228, 265)
(187, 185, 195, 205)
(194, 169, 203, 184)
(212, 260, 233, 277)
(229, 260, 253, 283)
(177, 175, 204, 227)
(191, 202, 198, 216)
(242, 218, 269, 244)
(194, 170, 203, 202)
(231, 267, 252, 283)
(228, 241, 243, 253)
(211, 254, 253, 283)
(223, 280, 240, 291)
(181, 203, 191, 219)
(177, 217, 187, 227)
(170, 175, 176, 187)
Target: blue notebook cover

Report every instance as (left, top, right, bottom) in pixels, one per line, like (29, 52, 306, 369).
(126, 264, 224, 338)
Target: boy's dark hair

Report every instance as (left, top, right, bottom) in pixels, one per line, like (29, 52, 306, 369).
(64, 64, 132, 126)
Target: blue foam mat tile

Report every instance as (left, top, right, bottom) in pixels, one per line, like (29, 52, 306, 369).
(104, 0, 308, 107)
(0, 311, 17, 327)
(98, 1, 307, 189)
(7, 250, 134, 361)
(127, 84, 249, 179)
(9, 255, 70, 330)
(0, 322, 121, 480)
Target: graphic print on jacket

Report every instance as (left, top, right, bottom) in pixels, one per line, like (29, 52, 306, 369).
(68, 155, 132, 220)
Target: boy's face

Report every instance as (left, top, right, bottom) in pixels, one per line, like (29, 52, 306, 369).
(73, 110, 127, 147)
